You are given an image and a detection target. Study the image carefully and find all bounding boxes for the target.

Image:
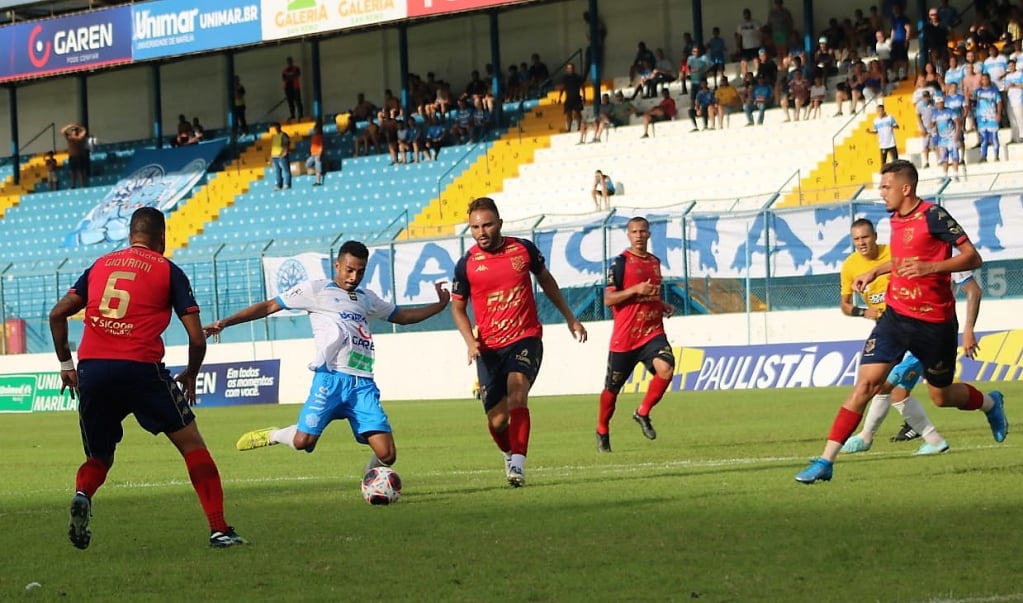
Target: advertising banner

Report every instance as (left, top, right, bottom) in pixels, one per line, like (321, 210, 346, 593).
(132, 0, 262, 61)
(0, 373, 75, 413)
(406, 0, 523, 18)
(260, 0, 407, 42)
(65, 139, 227, 247)
(621, 329, 1023, 393)
(168, 360, 281, 407)
(1, 6, 132, 83)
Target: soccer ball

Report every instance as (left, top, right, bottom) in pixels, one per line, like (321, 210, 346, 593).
(361, 467, 402, 505)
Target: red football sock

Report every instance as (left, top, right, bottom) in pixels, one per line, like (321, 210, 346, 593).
(597, 390, 617, 435)
(637, 375, 672, 416)
(509, 407, 531, 456)
(828, 407, 864, 443)
(960, 384, 984, 411)
(184, 448, 228, 532)
(75, 457, 110, 498)
(487, 422, 511, 454)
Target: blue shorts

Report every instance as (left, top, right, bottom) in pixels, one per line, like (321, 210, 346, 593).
(477, 337, 543, 413)
(297, 371, 391, 444)
(939, 145, 960, 163)
(887, 352, 924, 391)
(861, 309, 958, 388)
(77, 360, 195, 458)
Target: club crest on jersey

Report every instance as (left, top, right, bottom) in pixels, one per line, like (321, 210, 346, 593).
(347, 290, 358, 301)
(510, 255, 527, 272)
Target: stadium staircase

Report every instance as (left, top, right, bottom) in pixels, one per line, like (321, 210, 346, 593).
(165, 123, 310, 254)
(0, 153, 60, 218)
(405, 97, 558, 238)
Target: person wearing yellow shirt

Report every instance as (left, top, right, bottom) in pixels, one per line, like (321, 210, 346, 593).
(269, 122, 291, 190)
(305, 123, 325, 186)
(712, 76, 742, 129)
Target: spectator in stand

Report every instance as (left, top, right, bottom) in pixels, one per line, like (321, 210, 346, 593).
(744, 73, 774, 125)
(713, 76, 743, 128)
(973, 72, 1002, 162)
(863, 60, 886, 101)
(396, 117, 422, 164)
(678, 33, 696, 94)
(854, 9, 873, 55)
(687, 45, 712, 96)
(172, 114, 192, 147)
(629, 42, 657, 82)
(353, 116, 381, 157)
(945, 54, 966, 92)
(268, 122, 291, 190)
(916, 88, 938, 168)
(449, 98, 473, 144)
(782, 68, 811, 121)
(808, 75, 827, 119)
(875, 30, 893, 78)
(867, 102, 900, 164)
(822, 18, 848, 55)
(305, 123, 325, 186)
(579, 93, 615, 143)
(381, 89, 401, 119)
(753, 47, 780, 99)
(45, 151, 59, 191)
(923, 8, 951, 68)
(982, 44, 1008, 94)
(1005, 59, 1023, 144)
(464, 70, 487, 98)
(813, 36, 838, 81)
(932, 95, 963, 179)
(890, 4, 912, 80)
(470, 95, 491, 142)
(591, 169, 615, 211)
(424, 116, 447, 160)
(937, 0, 959, 31)
(641, 88, 677, 138)
(506, 65, 523, 102)
(834, 63, 866, 116)
(767, 0, 795, 60)
(282, 56, 303, 121)
(233, 76, 248, 136)
(609, 90, 640, 128)
(630, 59, 655, 99)
(689, 79, 716, 131)
(707, 27, 728, 84)
(188, 117, 205, 145)
(868, 5, 885, 41)
(528, 54, 551, 98)
(944, 82, 968, 161)
(648, 48, 677, 96)
(735, 8, 764, 63)
(558, 62, 586, 133)
(922, 61, 943, 86)
(347, 92, 377, 133)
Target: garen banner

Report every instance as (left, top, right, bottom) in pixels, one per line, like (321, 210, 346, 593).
(132, 0, 262, 61)
(620, 329, 1023, 393)
(1, 6, 132, 83)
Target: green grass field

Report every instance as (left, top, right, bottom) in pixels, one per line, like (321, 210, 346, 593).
(2, 384, 1022, 602)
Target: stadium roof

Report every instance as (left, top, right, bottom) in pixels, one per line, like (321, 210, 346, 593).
(0, 0, 129, 25)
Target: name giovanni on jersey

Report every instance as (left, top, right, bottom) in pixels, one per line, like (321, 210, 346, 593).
(277, 279, 397, 378)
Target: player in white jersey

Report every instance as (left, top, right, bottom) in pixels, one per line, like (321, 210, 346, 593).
(204, 241, 450, 474)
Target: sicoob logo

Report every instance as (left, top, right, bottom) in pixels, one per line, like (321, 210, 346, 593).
(28, 25, 52, 68)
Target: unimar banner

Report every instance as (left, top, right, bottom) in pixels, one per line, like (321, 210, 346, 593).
(261, 196, 1022, 306)
(621, 329, 1023, 393)
(65, 139, 227, 247)
(132, 0, 262, 61)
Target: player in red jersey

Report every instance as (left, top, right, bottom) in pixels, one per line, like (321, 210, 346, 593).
(451, 197, 588, 487)
(796, 160, 1008, 484)
(596, 217, 675, 452)
(48, 207, 246, 549)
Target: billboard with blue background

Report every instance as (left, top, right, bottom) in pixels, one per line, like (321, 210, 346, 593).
(132, 0, 262, 61)
(66, 140, 226, 247)
(1, 6, 132, 83)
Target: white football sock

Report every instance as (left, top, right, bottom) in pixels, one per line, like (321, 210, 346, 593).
(270, 425, 298, 449)
(893, 396, 943, 444)
(859, 394, 892, 442)
(509, 453, 526, 474)
(980, 392, 995, 413)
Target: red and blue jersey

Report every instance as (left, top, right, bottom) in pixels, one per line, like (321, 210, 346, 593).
(452, 237, 545, 351)
(606, 250, 666, 352)
(70, 246, 199, 362)
(887, 200, 969, 323)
